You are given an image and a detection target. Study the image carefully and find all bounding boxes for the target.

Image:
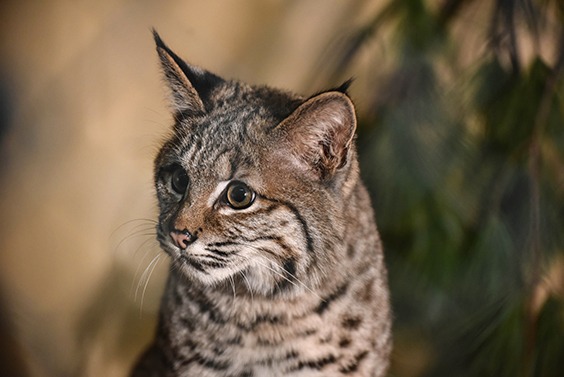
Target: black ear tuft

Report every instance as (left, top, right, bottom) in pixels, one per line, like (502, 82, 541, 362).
(334, 78, 354, 94)
(152, 28, 167, 51)
(152, 29, 224, 115)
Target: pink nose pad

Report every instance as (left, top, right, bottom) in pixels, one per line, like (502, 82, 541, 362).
(170, 229, 196, 249)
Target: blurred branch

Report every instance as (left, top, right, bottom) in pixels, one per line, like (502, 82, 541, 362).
(437, 0, 477, 28)
(314, 0, 564, 375)
(490, 0, 521, 74)
(523, 30, 564, 375)
(323, 0, 402, 83)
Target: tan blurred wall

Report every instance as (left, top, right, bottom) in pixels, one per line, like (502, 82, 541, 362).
(0, 1, 383, 376)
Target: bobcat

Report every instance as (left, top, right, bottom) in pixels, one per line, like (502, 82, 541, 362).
(130, 31, 392, 377)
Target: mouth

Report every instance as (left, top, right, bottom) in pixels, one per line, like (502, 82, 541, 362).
(177, 253, 207, 273)
(154, 224, 212, 281)
(156, 224, 244, 284)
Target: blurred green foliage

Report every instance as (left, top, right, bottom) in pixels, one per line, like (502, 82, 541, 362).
(321, 0, 564, 376)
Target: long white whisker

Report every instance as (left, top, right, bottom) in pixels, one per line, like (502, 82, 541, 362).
(115, 230, 157, 255)
(124, 222, 158, 236)
(239, 271, 254, 303)
(130, 240, 160, 297)
(254, 257, 320, 299)
(110, 218, 157, 238)
(229, 275, 236, 299)
(135, 253, 161, 302)
(240, 246, 323, 301)
(140, 255, 162, 314)
(133, 237, 159, 258)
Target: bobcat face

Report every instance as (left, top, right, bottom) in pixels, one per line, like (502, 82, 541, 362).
(155, 116, 306, 293)
(153, 32, 358, 296)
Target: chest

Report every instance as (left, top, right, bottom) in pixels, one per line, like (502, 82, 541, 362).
(160, 279, 384, 377)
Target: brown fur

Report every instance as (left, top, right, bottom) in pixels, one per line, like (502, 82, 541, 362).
(130, 31, 391, 377)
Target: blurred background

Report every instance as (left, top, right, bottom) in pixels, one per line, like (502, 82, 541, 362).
(1, 0, 563, 376)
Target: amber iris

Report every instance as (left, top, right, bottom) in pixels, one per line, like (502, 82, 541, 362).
(225, 181, 254, 209)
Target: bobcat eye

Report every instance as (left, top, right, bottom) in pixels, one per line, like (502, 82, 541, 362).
(170, 165, 189, 195)
(225, 181, 255, 209)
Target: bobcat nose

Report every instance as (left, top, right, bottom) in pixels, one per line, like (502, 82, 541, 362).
(170, 228, 197, 249)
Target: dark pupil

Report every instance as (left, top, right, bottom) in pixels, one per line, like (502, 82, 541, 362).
(171, 168, 188, 194)
(226, 182, 254, 209)
(230, 185, 248, 203)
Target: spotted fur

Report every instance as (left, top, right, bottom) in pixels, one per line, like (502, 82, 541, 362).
(130, 31, 392, 377)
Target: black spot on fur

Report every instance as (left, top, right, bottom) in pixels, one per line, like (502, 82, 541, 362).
(226, 334, 242, 345)
(347, 244, 355, 258)
(289, 354, 338, 371)
(315, 283, 349, 315)
(237, 313, 282, 331)
(359, 278, 374, 302)
(177, 351, 231, 371)
(272, 258, 298, 293)
(339, 337, 352, 348)
(342, 315, 362, 330)
(339, 350, 369, 374)
(179, 317, 196, 332)
(283, 259, 296, 277)
(196, 353, 229, 370)
(187, 289, 226, 325)
(297, 328, 317, 338)
(232, 370, 253, 377)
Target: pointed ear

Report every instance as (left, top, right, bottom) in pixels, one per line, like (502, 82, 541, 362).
(153, 30, 223, 114)
(275, 91, 357, 181)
